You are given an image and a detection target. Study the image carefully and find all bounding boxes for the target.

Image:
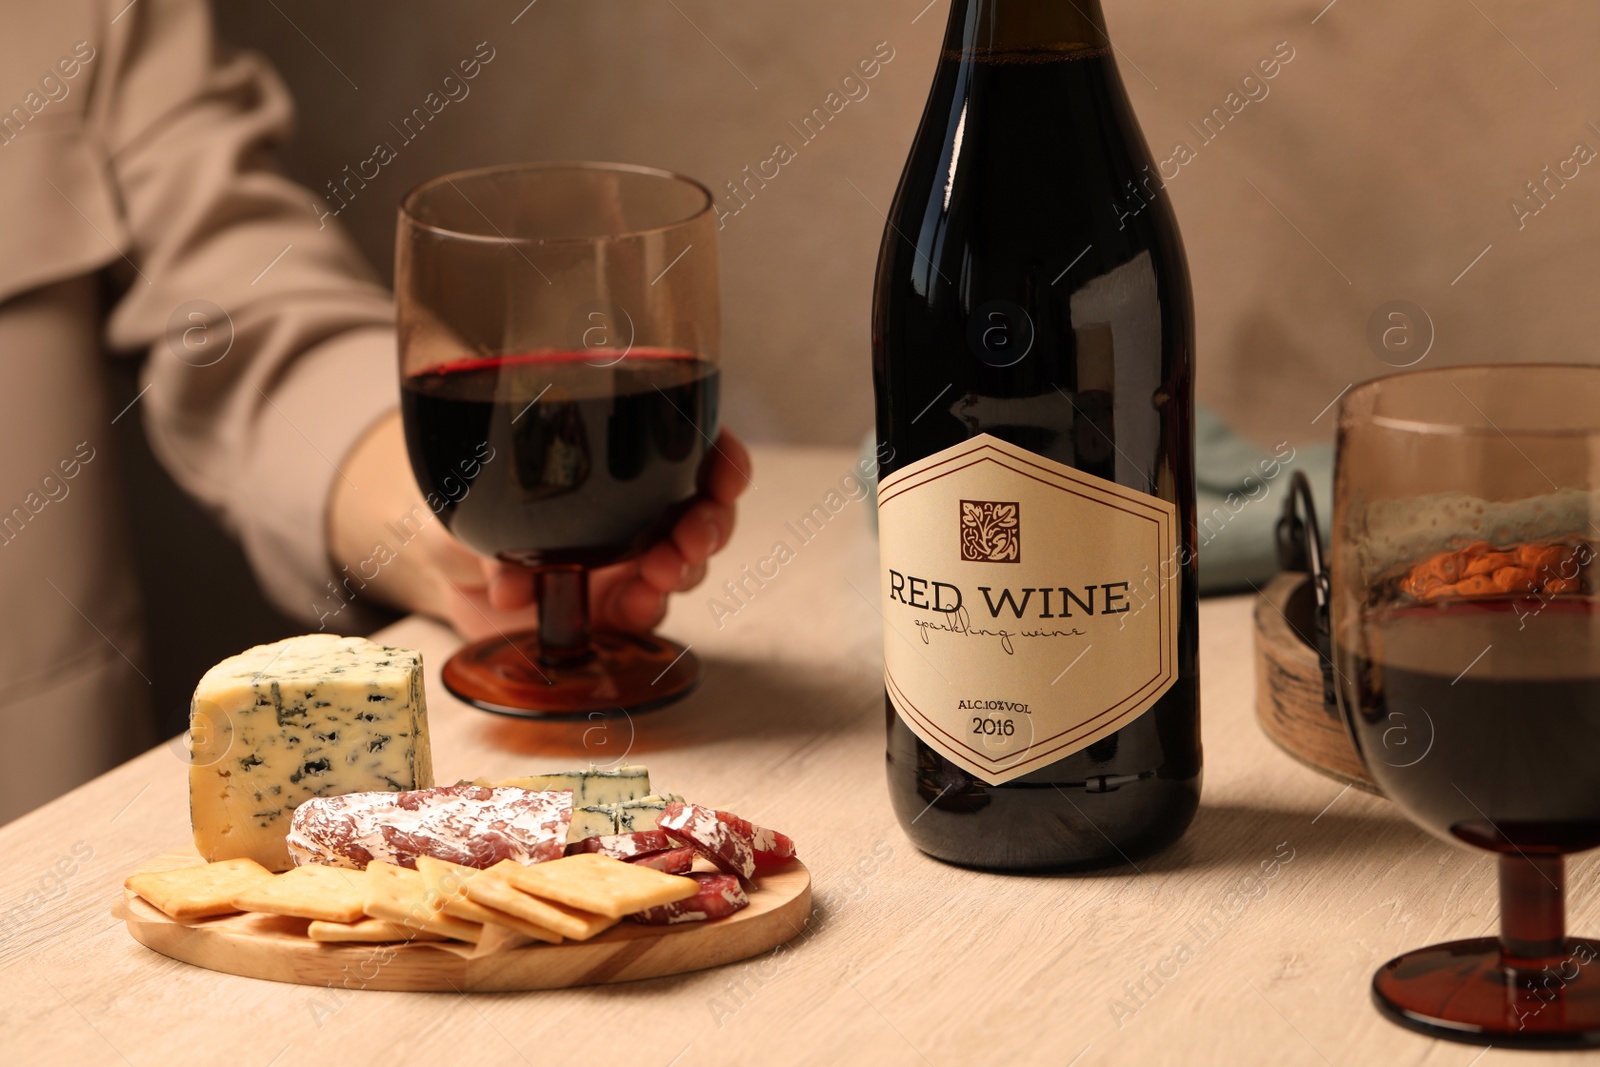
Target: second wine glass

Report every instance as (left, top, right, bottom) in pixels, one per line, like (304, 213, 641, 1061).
(396, 162, 720, 717)
(1331, 365, 1600, 1048)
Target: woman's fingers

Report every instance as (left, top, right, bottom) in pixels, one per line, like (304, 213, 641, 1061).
(673, 500, 734, 565)
(677, 559, 708, 592)
(637, 540, 689, 592)
(484, 560, 537, 612)
(431, 532, 494, 590)
(442, 428, 749, 637)
(438, 580, 540, 641)
(609, 577, 667, 632)
(706, 429, 753, 504)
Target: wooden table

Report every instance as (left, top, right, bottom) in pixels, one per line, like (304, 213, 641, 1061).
(0, 445, 1587, 1065)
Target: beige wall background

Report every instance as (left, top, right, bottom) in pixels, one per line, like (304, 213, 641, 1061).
(215, 0, 1600, 450)
(218, 0, 941, 448)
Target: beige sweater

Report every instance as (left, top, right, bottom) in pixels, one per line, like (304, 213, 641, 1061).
(0, 0, 397, 822)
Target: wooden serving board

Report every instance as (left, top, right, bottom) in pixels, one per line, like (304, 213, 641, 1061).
(116, 850, 812, 992)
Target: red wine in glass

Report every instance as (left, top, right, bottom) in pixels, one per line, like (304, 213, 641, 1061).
(1353, 596, 1600, 855)
(402, 351, 719, 568)
(396, 161, 722, 719)
(400, 350, 719, 718)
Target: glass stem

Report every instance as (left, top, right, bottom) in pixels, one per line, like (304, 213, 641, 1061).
(1500, 854, 1566, 962)
(535, 566, 594, 667)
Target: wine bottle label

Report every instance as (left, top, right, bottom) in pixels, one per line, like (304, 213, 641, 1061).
(877, 433, 1179, 785)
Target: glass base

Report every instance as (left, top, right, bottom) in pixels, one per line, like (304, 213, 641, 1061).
(440, 628, 699, 719)
(1373, 937, 1600, 1049)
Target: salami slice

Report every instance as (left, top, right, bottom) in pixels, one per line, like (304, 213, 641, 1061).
(287, 785, 573, 870)
(751, 825, 798, 874)
(566, 830, 674, 860)
(629, 872, 748, 925)
(625, 845, 695, 874)
(658, 801, 797, 882)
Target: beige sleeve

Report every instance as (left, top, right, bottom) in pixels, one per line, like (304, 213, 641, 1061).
(89, 0, 398, 623)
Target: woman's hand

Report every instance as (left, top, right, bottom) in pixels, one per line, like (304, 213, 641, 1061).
(328, 411, 752, 638)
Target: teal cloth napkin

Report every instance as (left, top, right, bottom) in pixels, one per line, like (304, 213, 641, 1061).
(861, 406, 1331, 594)
(1190, 406, 1331, 593)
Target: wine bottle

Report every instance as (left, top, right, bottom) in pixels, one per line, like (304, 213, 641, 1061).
(871, 0, 1199, 870)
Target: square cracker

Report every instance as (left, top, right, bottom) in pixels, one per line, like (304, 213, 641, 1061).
(306, 918, 447, 943)
(471, 923, 537, 958)
(231, 863, 367, 923)
(364, 861, 481, 944)
(126, 858, 274, 921)
(497, 853, 698, 919)
(413, 855, 481, 911)
(416, 857, 562, 944)
(466, 867, 618, 941)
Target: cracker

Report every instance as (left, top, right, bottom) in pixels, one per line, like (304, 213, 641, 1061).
(231, 863, 367, 923)
(471, 923, 537, 958)
(306, 918, 447, 943)
(125, 858, 274, 921)
(413, 855, 480, 906)
(363, 861, 482, 943)
(465, 866, 618, 941)
(416, 856, 562, 944)
(498, 853, 697, 920)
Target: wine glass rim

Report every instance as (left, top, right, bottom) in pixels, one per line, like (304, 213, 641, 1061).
(398, 160, 715, 244)
(1343, 363, 1600, 438)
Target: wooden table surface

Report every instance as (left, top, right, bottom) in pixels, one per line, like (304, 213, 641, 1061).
(1, 445, 1589, 1066)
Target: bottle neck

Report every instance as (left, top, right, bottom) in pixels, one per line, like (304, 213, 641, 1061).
(942, 0, 1111, 59)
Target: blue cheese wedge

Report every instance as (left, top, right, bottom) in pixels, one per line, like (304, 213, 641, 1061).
(569, 805, 621, 841)
(563, 792, 686, 840)
(478, 766, 663, 841)
(614, 794, 685, 832)
(494, 766, 651, 807)
(188, 635, 434, 871)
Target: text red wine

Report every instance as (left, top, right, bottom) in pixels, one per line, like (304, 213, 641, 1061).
(1351, 598, 1600, 854)
(872, 0, 1199, 871)
(402, 352, 718, 568)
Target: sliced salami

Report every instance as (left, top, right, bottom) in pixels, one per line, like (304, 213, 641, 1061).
(287, 785, 573, 870)
(659, 801, 797, 882)
(629, 872, 748, 925)
(565, 830, 673, 860)
(625, 845, 695, 874)
(751, 825, 798, 874)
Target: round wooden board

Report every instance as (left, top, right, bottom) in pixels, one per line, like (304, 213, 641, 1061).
(117, 850, 812, 992)
(1252, 570, 1379, 794)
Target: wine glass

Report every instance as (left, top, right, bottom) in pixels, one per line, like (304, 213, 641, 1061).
(1331, 364, 1600, 1048)
(396, 162, 720, 717)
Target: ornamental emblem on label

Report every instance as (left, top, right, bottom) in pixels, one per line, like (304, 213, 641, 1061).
(959, 500, 1020, 562)
(877, 433, 1179, 785)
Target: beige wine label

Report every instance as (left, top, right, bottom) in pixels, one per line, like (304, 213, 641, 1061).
(877, 433, 1179, 785)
